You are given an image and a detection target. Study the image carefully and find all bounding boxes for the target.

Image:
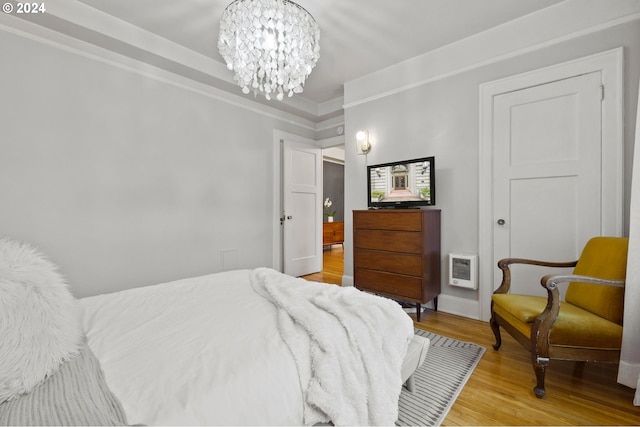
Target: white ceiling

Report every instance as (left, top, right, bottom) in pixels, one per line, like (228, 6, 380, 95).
(17, 0, 566, 120)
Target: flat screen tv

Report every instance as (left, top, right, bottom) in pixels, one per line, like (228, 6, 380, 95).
(367, 156, 435, 208)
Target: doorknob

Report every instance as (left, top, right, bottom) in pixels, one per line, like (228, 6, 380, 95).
(287, 215, 293, 220)
(497, 219, 506, 225)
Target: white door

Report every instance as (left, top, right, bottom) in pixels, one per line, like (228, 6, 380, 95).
(282, 139, 322, 277)
(492, 72, 603, 297)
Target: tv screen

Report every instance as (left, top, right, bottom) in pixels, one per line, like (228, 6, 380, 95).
(367, 156, 435, 208)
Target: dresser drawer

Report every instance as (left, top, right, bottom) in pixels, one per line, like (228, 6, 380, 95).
(354, 229, 422, 253)
(354, 248, 422, 276)
(333, 226, 344, 241)
(354, 210, 423, 231)
(322, 228, 333, 244)
(354, 268, 423, 300)
(352, 209, 441, 310)
(323, 222, 344, 245)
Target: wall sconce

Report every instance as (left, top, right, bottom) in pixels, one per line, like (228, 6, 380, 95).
(356, 130, 371, 155)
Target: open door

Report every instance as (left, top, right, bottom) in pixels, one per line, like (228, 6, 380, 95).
(282, 139, 322, 277)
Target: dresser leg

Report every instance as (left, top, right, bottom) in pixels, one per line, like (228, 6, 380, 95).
(433, 297, 438, 311)
(416, 303, 421, 322)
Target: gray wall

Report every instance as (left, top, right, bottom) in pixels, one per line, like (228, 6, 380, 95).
(343, 20, 640, 302)
(323, 161, 344, 222)
(0, 29, 312, 298)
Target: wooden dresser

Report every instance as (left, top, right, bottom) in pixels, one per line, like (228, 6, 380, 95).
(353, 209, 441, 321)
(323, 221, 344, 248)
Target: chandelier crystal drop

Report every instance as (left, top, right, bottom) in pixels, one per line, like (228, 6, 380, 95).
(218, 0, 320, 101)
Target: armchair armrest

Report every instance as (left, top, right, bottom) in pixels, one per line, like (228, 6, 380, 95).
(540, 274, 625, 291)
(531, 273, 626, 366)
(494, 257, 578, 294)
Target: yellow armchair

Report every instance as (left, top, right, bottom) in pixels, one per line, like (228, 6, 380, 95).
(490, 237, 627, 398)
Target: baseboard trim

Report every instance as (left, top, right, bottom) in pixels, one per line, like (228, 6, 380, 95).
(434, 294, 481, 320)
(617, 360, 640, 389)
(342, 274, 354, 286)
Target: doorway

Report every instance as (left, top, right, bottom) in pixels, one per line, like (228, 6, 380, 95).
(320, 145, 345, 284)
(322, 146, 345, 222)
(272, 131, 345, 282)
(272, 130, 323, 276)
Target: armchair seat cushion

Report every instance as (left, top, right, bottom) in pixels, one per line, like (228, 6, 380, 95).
(492, 294, 622, 349)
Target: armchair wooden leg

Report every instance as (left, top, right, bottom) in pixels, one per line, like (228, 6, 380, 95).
(490, 317, 502, 350)
(533, 357, 549, 398)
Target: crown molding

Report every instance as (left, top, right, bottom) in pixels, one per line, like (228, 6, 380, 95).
(0, 12, 319, 132)
(5, 0, 345, 125)
(343, 0, 640, 108)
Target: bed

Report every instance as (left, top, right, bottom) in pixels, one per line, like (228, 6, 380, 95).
(0, 238, 429, 426)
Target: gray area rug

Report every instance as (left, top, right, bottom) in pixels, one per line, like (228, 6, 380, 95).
(396, 329, 486, 426)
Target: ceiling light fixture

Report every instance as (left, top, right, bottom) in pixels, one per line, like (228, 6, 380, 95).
(218, 0, 320, 101)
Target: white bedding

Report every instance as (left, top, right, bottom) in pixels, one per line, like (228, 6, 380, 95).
(78, 269, 303, 426)
(250, 268, 414, 425)
(79, 268, 414, 426)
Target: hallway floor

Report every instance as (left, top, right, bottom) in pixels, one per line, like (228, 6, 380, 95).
(301, 245, 343, 285)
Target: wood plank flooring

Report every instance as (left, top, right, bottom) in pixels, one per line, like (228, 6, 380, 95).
(302, 245, 344, 285)
(301, 248, 640, 425)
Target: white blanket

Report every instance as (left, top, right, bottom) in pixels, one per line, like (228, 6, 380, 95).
(79, 270, 304, 426)
(250, 268, 414, 426)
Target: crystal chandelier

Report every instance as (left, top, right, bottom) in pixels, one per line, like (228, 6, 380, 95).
(218, 0, 320, 101)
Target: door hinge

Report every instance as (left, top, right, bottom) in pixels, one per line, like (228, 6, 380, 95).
(600, 84, 605, 101)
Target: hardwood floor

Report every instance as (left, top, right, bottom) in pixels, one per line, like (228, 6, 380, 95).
(302, 249, 640, 426)
(302, 245, 344, 285)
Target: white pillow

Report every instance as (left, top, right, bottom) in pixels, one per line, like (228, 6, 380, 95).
(0, 238, 82, 403)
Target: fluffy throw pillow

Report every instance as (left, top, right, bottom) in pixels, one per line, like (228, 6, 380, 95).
(0, 238, 82, 403)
